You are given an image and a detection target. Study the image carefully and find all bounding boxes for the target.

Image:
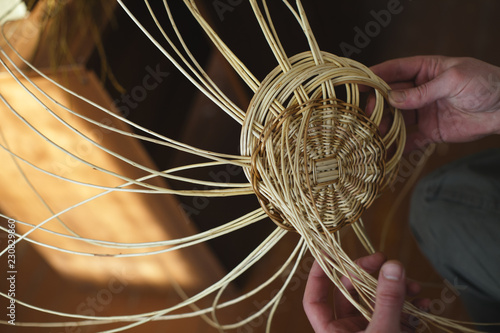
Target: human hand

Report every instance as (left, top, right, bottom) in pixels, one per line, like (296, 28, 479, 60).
(303, 252, 423, 333)
(371, 56, 500, 150)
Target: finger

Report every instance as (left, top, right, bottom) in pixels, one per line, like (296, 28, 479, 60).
(388, 81, 416, 91)
(334, 278, 361, 318)
(365, 91, 376, 117)
(335, 253, 386, 318)
(387, 80, 416, 124)
(354, 252, 387, 274)
(385, 82, 417, 126)
(338, 253, 387, 291)
(365, 81, 413, 112)
(364, 81, 414, 123)
(373, 81, 418, 127)
(303, 260, 335, 331)
(387, 71, 456, 110)
(371, 56, 440, 84)
(411, 297, 430, 311)
(406, 280, 422, 297)
(367, 261, 406, 332)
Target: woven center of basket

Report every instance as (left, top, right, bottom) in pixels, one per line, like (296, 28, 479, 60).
(312, 156, 339, 187)
(248, 99, 386, 233)
(240, 51, 403, 234)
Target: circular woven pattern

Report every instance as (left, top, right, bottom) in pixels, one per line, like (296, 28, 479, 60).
(241, 51, 405, 233)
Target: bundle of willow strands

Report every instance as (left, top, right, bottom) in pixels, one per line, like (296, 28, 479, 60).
(0, 0, 486, 332)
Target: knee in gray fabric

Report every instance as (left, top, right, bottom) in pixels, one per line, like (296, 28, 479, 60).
(409, 148, 500, 243)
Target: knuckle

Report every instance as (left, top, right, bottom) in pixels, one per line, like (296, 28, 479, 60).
(376, 290, 403, 308)
(416, 84, 429, 98)
(445, 66, 466, 83)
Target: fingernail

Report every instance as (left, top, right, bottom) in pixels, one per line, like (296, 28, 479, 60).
(389, 90, 406, 104)
(382, 262, 403, 281)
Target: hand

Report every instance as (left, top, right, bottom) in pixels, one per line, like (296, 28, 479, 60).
(371, 56, 500, 150)
(303, 252, 423, 333)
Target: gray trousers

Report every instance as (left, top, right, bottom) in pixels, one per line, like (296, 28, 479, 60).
(410, 148, 500, 332)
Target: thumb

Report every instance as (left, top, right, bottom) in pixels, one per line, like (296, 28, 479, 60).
(367, 261, 406, 333)
(388, 73, 453, 110)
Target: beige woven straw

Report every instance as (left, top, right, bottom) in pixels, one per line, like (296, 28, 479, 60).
(242, 51, 404, 233)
